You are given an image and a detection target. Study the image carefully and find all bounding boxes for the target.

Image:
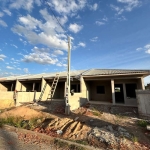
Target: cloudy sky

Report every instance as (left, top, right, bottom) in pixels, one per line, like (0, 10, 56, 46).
(0, 0, 150, 84)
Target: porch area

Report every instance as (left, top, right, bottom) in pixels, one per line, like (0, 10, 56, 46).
(85, 77, 145, 107)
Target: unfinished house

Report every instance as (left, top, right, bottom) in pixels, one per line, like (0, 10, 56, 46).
(0, 69, 150, 110)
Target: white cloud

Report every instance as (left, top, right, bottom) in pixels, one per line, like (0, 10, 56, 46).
(31, 46, 50, 53)
(136, 47, 142, 51)
(0, 20, 8, 27)
(116, 16, 127, 21)
(9, 0, 41, 11)
(47, 0, 87, 15)
(144, 44, 150, 49)
(23, 68, 29, 73)
(90, 37, 98, 42)
(95, 21, 105, 26)
(78, 42, 86, 47)
(69, 23, 83, 33)
(146, 49, 150, 54)
(110, 4, 124, 15)
(56, 63, 67, 67)
(54, 50, 64, 55)
(111, 0, 141, 15)
(0, 12, 4, 17)
(0, 54, 6, 61)
(117, 0, 141, 11)
(17, 68, 21, 70)
(102, 16, 108, 22)
(137, 43, 150, 54)
(12, 10, 68, 50)
(11, 44, 18, 48)
(3, 9, 11, 16)
(22, 52, 58, 65)
(6, 66, 14, 70)
(89, 3, 98, 11)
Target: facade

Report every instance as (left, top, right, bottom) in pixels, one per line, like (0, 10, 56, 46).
(0, 69, 150, 110)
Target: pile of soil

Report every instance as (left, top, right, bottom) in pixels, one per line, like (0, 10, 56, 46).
(0, 106, 44, 120)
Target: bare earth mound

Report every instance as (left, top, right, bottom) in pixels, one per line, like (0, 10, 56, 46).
(0, 106, 44, 120)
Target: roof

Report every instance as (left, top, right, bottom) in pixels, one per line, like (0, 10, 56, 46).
(82, 69, 150, 76)
(0, 69, 150, 81)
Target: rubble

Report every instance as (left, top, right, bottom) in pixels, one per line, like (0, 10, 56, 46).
(88, 125, 132, 148)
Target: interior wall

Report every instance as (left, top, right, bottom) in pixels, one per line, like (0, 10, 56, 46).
(115, 79, 139, 106)
(0, 82, 16, 91)
(53, 82, 65, 99)
(70, 81, 80, 93)
(89, 80, 112, 102)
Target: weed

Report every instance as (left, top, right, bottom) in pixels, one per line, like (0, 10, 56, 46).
(28, 117, 43, 129)
(131, 135, 138, 143)
(76, 140, 88, 145)
(54, 139, 68, 148)
(69, 144, 86, 150)
(0, 116, 43, 129)
(116, 114, 127, 119)
(0, 118, 6, 127)
(137, 120, 148, 127)
(91, 108, 102, 117)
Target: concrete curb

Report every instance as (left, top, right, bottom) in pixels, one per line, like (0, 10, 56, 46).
(2, 125, 101, 150)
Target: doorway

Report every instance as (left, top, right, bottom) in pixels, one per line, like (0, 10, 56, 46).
(115, 84, 124, 103)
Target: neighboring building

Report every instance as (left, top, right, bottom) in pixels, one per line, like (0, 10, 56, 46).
(0, 69, 150, 110)
(145, 83, 150, 89)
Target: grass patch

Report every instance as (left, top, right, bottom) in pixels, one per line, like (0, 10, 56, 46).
(91, 108, 102, 117)
(131, 135, 138, 143)
(137, 120, 148, 127)
(69, 144, 86, 150)
(0, 116, 43, 129)
(75, 140, 88, 145)
(116, 114, 128, 119)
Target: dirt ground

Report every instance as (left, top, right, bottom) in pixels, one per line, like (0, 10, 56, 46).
(0, 103, 150, 150)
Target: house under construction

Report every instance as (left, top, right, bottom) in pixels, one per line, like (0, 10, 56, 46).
(0, 69, 150, 110)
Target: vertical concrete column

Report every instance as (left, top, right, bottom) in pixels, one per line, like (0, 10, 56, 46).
(123, 83, 127, 104)
(140, 77, 145, 90)
(64, 81, 66, 98)
(80, 76, 86, 95)
(111, 79, 115, 105)
(15, 79, 21, 91)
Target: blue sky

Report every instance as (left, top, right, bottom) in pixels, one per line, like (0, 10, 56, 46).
(0, 0, 150, 84)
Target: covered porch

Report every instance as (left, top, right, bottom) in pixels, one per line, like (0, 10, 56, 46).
(85, 76, 145, 107)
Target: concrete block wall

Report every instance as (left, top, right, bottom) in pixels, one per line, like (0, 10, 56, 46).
(136, 90, 150, 119)
(0, 92, 14, 109)
(69, 76, 88, 110)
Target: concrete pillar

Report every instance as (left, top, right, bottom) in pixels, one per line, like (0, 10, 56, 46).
(123, 83, 127, 104)
(141, 77, 145, 90)
(15, 79, 22, 91)
(64, 81, 66, 97)
(111, 79, 115, 105)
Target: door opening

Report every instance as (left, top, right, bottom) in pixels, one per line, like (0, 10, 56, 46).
(115, 84, 124, 103)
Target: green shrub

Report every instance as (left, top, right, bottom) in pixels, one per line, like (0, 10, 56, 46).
(138, 120, 148, 127)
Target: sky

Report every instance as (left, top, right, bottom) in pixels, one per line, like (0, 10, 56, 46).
(0, 0, 150, 84)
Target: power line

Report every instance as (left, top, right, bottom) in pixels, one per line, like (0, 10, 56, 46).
(43, 0, 68, 37)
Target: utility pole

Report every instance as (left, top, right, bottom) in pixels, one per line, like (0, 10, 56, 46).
(65, 36, 71, 115)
